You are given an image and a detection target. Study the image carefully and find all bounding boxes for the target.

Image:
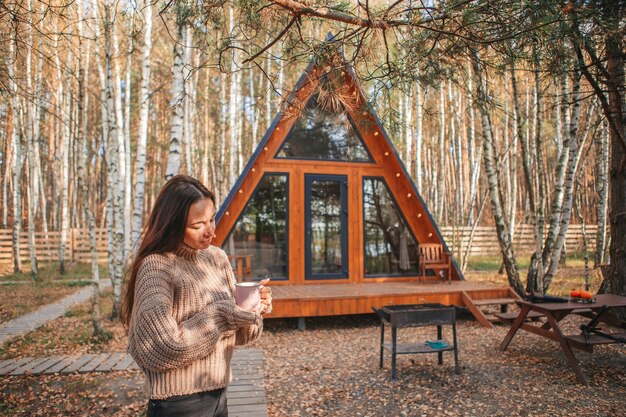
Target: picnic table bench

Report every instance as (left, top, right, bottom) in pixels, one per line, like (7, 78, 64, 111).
(499, 294, 626, 385)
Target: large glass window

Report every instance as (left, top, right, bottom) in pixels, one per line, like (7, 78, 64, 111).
(363, 178, 419, 277)
(276, 94, 372, 162)
(224, 174, 288, 280)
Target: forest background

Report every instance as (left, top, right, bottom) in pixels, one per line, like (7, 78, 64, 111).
(1, 0, 624, 330)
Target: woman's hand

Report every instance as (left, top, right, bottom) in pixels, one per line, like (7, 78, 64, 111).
(258, 278, 273, 315)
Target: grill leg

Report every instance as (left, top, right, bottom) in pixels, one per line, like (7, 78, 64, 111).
(437, 325, 443, 365)
(453, 322, 460, 374)
(379, 322, 384, 369)
(391, 326, 397, 380)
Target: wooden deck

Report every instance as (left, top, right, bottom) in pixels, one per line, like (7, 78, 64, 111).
(267, 280, 512, 319)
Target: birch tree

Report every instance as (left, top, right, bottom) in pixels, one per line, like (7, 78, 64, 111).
(77, 0, 103, 336)
(165, 5, 186, 180)
(473, 51, 524, 295)
(103, 0, 125, 318)
(131, 0, 153, 252)
(57, 10, 73, 275)
(594, 122, 608, 266)
(25, 0, 38, 280)
(7, 8, 23, 273)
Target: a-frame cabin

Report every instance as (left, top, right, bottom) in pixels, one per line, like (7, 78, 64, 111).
(215, 45, 513, 325)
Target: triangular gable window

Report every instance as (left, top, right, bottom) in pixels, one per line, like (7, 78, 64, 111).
(276, 94, 373, 162)
(363, 177, 419, 277)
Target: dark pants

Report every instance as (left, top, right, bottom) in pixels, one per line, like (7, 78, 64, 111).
(147, 388, 228, 417)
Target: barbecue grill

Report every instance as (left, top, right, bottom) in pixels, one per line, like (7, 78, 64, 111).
(372, 303, 460, 379)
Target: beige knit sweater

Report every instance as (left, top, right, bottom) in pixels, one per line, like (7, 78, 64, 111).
(128, 244, 262, 399)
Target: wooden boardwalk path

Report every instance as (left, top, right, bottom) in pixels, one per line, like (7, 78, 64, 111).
(0, 348, 267, 417)
(0, 280, 110, 345)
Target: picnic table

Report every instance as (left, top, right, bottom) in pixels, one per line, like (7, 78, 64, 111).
(499, 294, 626, 385)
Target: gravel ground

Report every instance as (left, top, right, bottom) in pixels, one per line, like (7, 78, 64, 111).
(250, 313, 626, 417)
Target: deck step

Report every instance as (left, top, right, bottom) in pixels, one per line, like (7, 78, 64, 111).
(472, 298, 516, 306)
(494, 311, 545, 322)
(484, 314, 498, 322)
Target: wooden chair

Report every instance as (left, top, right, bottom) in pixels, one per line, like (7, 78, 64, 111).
(418, 243, 451, 284)
(229, 254, 252, 281)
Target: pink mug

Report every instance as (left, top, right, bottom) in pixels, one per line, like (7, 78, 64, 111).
(235, 282, 260, 312)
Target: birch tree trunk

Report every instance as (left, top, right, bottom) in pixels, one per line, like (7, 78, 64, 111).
(7, 7, 24, 273)
(544, 70, 583, 289)
(414, 82, 423, 191)
(183, 25, 195, 176)
(104, 0, 125, 318)
(437, 82, 445, 222)
(250, 68, 259, 148)
(25, 0, 38, 279)
(33, 2, 48, 243)
(112, 17, 127, 233)
(466, 61, 481, 224)
(264, 46, 273, 134)
(594, 121, 609, 266)
(452, 85, 464, 224)
(2, 131, 11, 228)
(404, 87, 413, 174)
(541, 76, 571, 264)
(228, 4, 242, 187)
(472, 52, 524, 295)
(93, 3, 115, 284)
(217, 70, 228, 203)
(165, 12, 185, 180)
(123, 11, 135, 256)
(77, 0, 103, 336)
(58, 17, 73, 275)
(511, 64, 543, 293)
(132, 0, 153, 252)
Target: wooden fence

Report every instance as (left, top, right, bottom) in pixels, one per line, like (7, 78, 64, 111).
(0, 225, 600, 276)
(440, 224, 599, 257)
(0, 228, 109, 276)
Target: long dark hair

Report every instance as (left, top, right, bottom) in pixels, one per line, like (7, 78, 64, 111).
(121, 175, 215, 328)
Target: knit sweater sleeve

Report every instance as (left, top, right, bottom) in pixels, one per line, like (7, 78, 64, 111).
(128, 255, 258, 372)
(217, 248, 263, 346)
(235, 322, 263, 346)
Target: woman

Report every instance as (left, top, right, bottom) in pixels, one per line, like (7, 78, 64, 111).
(121, 175, 272, 417)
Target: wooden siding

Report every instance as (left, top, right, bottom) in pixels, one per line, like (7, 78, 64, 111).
(266, 281, 512, 318)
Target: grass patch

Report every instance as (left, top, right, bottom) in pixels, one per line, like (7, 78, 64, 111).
(465, 253, 591, 272)
(64, 279, 92, 287)
(0, 262, 109, 323)
(0, 288, 127, 359)
(464, 254, 603, 296)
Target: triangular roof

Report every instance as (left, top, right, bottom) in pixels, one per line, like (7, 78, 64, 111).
(215, 41, 462, 282)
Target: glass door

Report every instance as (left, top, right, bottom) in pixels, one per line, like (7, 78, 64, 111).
(305, 174, 348, 280)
